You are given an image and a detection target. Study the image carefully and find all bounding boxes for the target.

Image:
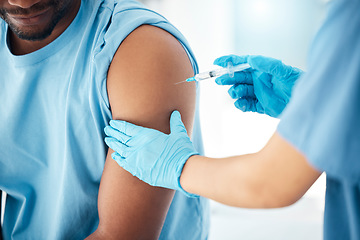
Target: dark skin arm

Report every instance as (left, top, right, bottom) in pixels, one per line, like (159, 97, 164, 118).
(86, 25, 196, 239)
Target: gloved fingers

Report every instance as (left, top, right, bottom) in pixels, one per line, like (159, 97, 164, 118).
(105, 137, 129, 158)
(111, 151, 125, 163)
(234, 98, 264, 114)
(255, 100, 265, 114)
(111, 152, 134, 174)
(248, 55, 292, 79)
(215, 71, 253, 85)
(104, 125, 131, 144)
(111, 152, 129, 172)
(213, 55, 249, 68)
(109, 119, 142, 136)
(228, 84, 255, 99)
(170, 110, 188, 134)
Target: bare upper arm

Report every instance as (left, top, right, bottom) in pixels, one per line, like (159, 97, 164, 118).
(92, 25, 196, 238)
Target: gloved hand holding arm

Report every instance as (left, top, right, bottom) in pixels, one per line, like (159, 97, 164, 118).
(105, 110, 321, 207)
(105, 110, 199, 197)
(214, 55, 303, 118)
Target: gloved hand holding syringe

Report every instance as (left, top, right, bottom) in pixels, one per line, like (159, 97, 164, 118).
(175, 62, 251, 84)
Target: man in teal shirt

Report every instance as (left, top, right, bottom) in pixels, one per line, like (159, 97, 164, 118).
(0, 0, 209, 238)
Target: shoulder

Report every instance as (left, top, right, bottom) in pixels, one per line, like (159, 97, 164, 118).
(110, 24, 193, 80)
(107, 24, 196, 132)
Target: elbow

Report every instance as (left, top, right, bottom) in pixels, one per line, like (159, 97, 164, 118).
(255, 185, 304, 208)
(218, 184, 303, 209)
(262, 194, 301, 209)
(234, 182, 303, 209)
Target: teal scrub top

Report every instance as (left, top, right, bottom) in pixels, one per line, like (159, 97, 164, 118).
(0, 0, 209, 239)
(277, 0, 360, 239)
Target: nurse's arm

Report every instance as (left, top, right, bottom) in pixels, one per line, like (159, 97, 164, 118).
(86, 25, 196, 239)
(181, 132, 322, 208)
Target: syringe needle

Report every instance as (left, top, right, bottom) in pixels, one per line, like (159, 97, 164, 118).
(174, 80, 188, 85)
(174, 77, 195, 85)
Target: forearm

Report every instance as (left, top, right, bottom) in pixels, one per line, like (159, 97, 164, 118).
(180, 154, 273, 208)
(180, 133, 321, 208)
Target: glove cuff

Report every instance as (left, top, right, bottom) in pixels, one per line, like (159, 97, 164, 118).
(175, 151, 200, 198)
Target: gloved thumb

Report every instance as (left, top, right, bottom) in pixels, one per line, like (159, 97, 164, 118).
(214, 55, 248, 68)
(170, 110, 187, 134)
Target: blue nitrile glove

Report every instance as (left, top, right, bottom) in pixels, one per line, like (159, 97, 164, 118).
(214, 55, 303, 118)
(104, 111, 199, 197)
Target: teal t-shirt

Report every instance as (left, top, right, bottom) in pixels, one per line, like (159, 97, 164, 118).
(0, 0, 209, 239)
(278, 0, 360, 238)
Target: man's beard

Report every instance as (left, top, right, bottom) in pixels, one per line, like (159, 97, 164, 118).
(0, 0, 72, 41)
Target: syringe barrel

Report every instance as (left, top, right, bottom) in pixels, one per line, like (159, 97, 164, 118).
(194, 63, 251, 82)
(194, 68, 227, 81)
(231, 63, 251, 72)
(227, 63, 251, 77)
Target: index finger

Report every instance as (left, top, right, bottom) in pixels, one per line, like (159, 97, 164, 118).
(215, 71, 253, 85)
(109, 119, 142, 136)
(213, 55, 249, 68)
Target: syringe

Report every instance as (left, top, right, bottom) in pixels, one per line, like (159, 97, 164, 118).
(175, 62, 251, 84)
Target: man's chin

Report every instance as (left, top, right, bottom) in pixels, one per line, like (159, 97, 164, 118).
(13, 30, 52, 41)
(8, 22, 54, 41)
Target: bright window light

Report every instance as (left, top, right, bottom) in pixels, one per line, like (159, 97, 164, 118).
(252, 0, 271, 18)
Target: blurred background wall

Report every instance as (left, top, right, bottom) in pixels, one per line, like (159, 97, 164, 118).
(141, 0, 330, 239)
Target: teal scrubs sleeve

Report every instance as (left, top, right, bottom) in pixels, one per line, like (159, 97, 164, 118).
(277, 0, 360, 239)
(278, 0, 360, 182)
